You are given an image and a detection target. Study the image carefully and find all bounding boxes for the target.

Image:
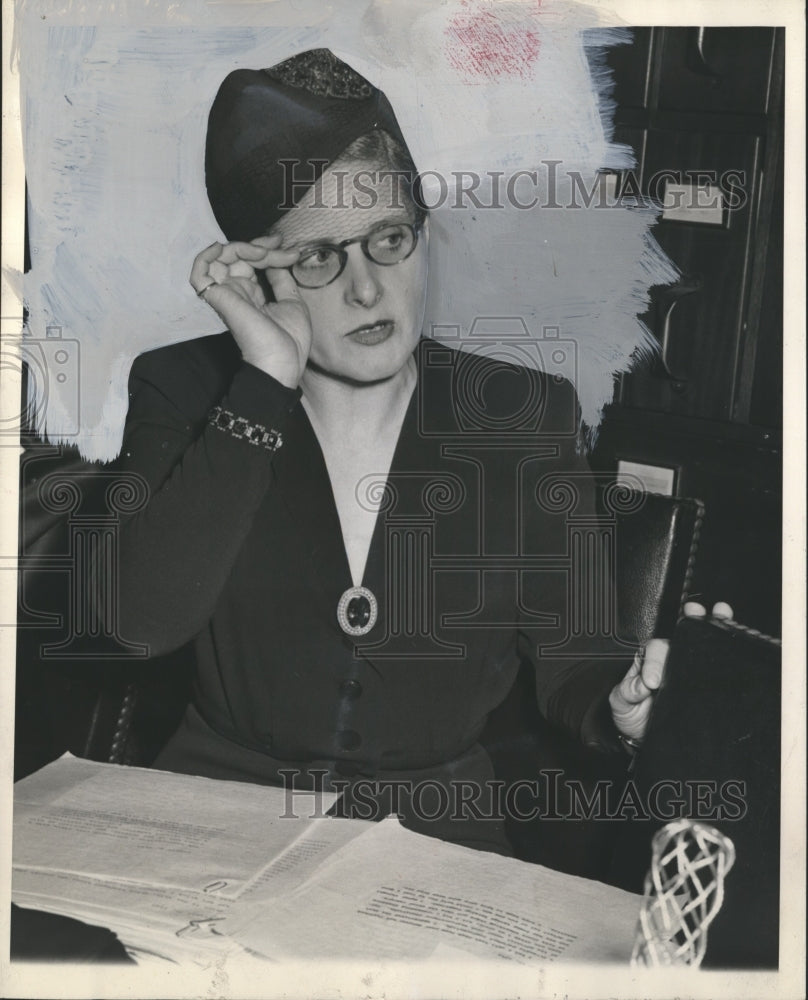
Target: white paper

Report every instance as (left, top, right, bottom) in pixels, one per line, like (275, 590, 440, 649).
(12, 754, 363, 964)
(13, 754, 642, 967)
(14, 753, 342, 896)
(223, 816, 642, 964)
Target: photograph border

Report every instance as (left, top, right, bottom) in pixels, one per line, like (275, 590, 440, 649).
(1, 2, 804, 998)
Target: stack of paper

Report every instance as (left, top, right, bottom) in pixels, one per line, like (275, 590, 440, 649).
(13, 754, 643, 965)
(13, 754, 355, 964)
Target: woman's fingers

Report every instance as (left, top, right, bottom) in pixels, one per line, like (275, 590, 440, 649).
(610, 640, 670, 741)
(616, 639, 670, 705)
(215, 240, 299, 268)
(196, 275, 265, 312)
(189, 242, 224, 292)
(215, 241, 277, 265)
(197, 241, 225, 260)
(624, 651, 642, 680)
(208, 258, 230, 284)
(623, 666, 648, 705)
(220, 258, 262, 282)
(191, 239, 299, 298)
(683, 600, 734, 620)
(640, 638, 669, 691)
(251, 234, 284, 249)
(615, 652, 647, 706)
(189, 239, 311, 387)
(683, 601, 707, 617)
(265, 264, 304, 303)
(622, 670, 650, 705)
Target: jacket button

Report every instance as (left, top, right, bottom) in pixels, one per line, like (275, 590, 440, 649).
(339, 679, 363, 699)
(336, 729, 362, 751)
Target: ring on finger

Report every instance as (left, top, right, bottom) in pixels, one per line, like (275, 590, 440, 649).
(197, 280, 217, 298)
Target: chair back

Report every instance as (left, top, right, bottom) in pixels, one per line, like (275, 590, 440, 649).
(608, 615, 781, 969)
(482, 487, 705, 877)
(614, 491, 703, 643)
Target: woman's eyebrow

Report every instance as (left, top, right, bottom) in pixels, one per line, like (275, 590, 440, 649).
(280, 213, 414, 251)
(287, 234, 339, 250)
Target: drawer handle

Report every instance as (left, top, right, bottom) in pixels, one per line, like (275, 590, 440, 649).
(692, 27, 721, 79)
(654, 276, 702, 383)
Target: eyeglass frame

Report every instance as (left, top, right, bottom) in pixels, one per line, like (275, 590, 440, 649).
(281, 210, 428, 290)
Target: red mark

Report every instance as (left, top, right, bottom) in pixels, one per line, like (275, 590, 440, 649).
(444, 1, 542, 81)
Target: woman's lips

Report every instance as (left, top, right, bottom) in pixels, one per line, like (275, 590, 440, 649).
(346, 320, 394, 346)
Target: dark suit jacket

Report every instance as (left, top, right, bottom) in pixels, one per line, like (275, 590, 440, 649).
(108, 334, 626, 849)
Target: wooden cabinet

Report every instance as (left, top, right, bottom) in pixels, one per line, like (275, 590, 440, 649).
(656, 28, 778, 116)
(589, 27, 784, 634)
(607, 27, 778, 115)
(622, 127, 763, 421)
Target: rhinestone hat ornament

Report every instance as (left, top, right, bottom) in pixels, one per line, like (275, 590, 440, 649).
(264, 49, 374, 100)
(205, 49, 412, 242)
(631, 818, 736, 967)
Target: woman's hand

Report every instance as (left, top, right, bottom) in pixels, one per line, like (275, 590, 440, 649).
(190, 236, 310, 389)
(609, 601, 734, 742)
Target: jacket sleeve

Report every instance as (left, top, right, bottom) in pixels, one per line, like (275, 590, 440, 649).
(99, 342, 301, 657)
(516, 375, 631, 754)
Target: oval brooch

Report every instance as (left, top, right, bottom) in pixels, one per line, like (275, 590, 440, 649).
(337, 586, 378, 637)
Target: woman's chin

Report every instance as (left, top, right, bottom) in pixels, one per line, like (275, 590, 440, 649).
(311, 338, 418, 385)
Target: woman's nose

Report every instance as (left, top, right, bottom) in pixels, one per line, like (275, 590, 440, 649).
(342, 248, 383, 308)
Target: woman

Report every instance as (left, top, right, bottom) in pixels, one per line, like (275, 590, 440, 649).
(112, 49, 681, 855)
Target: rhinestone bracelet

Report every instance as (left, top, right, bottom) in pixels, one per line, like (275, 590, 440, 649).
(208, 405, 284, 452)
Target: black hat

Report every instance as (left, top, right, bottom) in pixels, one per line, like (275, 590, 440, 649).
(205, 48, 412, 242)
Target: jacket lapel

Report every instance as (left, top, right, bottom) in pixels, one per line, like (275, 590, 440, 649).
(271, 339, 460, 651)
(270, 401, 353, 632)
(359, 339, 465, 661)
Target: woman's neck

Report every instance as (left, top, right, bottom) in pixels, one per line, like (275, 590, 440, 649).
(300, 354, 417, 445)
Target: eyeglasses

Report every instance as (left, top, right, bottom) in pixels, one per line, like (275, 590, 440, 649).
(285, 217, 424, 289)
